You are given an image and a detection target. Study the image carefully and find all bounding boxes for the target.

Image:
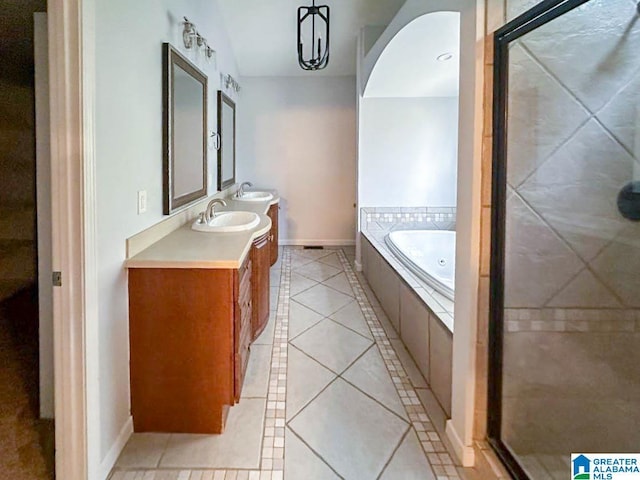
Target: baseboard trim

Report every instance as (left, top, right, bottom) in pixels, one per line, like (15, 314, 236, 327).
(281, 239, 356, 247)
(99, 416, 133, 479)
(446, 419, 475, 467)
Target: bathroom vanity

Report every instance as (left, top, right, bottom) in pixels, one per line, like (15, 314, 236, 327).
(126, 195, 279, 434)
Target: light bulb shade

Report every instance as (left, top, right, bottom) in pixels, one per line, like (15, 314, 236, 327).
(297, 3, 330, 71)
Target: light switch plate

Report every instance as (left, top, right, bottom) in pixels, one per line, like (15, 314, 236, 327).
(137, 190, 147, 214)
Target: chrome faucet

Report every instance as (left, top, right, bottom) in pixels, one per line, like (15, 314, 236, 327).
(237, 181, 253, 198)
(205, 198, 227, 222)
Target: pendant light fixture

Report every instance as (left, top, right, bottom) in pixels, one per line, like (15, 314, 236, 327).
(297, 1, 330, 71)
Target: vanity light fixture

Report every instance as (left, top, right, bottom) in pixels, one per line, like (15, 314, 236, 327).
(297, 0, 330, 71)
(222, 73, 241, 93)
(183, 17, 216, 61)
(436, 52, 454, 62)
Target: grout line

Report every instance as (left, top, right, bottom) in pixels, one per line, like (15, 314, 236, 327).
(155, 433, 172, 470)
(338, 359, 412, 424)
(286, 342, 334, 374)
(288, 273, 319, 298)
(324, 316, 374, 342)
(286, 306, 326, 343)
(320, 279, 356, 299)
(284, 375, 340, 426)
(288, 290, 356, 319)
(375, 425, 412, 480)
(288, 320, 374, 377)
(509, 187, 628, 308)
(285, 426, 346, 480)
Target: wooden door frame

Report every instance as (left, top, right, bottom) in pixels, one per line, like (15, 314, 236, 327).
(48, 0, 100, 478)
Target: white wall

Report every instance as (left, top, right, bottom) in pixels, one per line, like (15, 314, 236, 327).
(237, 76, 357, 245)
(94, 0, 238, 474)
(359, 96, 458, 207)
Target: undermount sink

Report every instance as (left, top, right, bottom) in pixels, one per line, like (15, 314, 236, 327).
(192, 211, 260, 233)
(235, 191, 274, 202)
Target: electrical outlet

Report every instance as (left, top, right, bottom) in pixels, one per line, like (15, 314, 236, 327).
(137, 190, 147, 214)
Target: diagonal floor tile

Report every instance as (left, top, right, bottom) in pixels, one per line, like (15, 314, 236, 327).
(289, 300, 325, 340)
(292, 284, 354, 317)
(294, 261, 342, 283)
(269, 286, 279, 311)
(115, 433, 171, 468)
(329, 301, 372, 339)
(291, 319, 373, 374)
(294, 249, 334, 260)
(285, 428, 340, 480)
(290, 272, 318, 296)
(160, 399, 265, 469)
(286, 346, 336, 421)
(317, 252, 343, 270)
(270, 268, 281, 285)
(380, 429, 436, 480)
(241, 344, 272, 398)
(253, 311, 276, 345)
(342, 346, 407, 419)
(289, 379, 408, 480)
(290, 253, 316, 269)
(322, 272, 353, 297)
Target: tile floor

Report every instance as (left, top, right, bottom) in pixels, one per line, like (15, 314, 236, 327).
(110, 246, 463, 480)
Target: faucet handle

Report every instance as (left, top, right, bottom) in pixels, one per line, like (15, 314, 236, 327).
(196, 212, 207, 224)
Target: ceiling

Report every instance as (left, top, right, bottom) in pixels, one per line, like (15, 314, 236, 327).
(217, 0, 406, 77)
(364, 11, 460, 98)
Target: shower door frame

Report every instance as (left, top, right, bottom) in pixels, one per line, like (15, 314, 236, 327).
(488, 0, 592, 478)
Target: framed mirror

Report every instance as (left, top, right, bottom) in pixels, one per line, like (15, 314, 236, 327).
(217, 91, 236, 191)
(162, 43, 208, 215)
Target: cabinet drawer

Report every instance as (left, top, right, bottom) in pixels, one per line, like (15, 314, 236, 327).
(268, 203, 279, 266)
(235, 255, 253, 402)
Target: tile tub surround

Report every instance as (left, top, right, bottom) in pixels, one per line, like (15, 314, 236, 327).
(360, 230, 455, 331)
(361, 234, 453, 417)
(360, 207, 456, 234)
(110, 246, 465, 479)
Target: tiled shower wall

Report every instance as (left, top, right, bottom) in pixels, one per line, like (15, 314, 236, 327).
(477, 0, 640, 454)
(503, 0, 640, 323)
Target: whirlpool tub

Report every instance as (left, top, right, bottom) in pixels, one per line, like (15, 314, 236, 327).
(384, 230, 456, 301)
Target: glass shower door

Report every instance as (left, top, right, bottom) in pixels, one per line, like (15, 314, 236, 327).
(489, 0, 640, 478)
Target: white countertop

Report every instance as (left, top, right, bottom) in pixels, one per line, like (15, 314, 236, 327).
(126, 193, 279, 270)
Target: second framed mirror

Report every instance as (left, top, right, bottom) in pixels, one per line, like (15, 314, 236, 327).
(217, 91, 236, 191)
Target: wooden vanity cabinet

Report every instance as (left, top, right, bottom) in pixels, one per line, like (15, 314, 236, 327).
(251, 233, 270, 341)
(268, 203, 279, 266)
(128, 255, 252, 434)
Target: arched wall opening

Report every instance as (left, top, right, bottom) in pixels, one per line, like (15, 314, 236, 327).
(355, 0, 481, 467)
(360, 11, 460, 209)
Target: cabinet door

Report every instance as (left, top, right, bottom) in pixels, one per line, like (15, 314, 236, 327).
(267, 203, 279, 266)
(251, 233, 270, 341)
(129, 268, 235, 433)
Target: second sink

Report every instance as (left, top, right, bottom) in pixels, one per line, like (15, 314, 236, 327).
(192, 211, 260, 233)
(236, 191, 274, 202)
